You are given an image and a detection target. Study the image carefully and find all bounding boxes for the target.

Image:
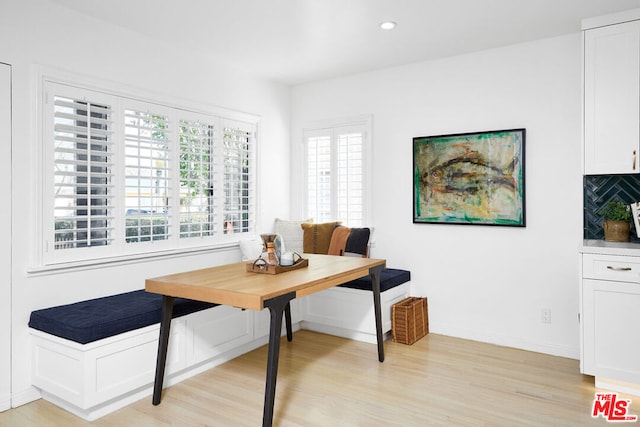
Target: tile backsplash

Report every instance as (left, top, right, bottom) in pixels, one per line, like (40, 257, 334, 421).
(584, 174, 640, 242)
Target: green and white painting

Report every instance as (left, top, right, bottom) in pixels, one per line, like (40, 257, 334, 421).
(413, 129, 525, 226)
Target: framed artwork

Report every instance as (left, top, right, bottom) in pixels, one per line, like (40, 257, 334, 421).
(413, 128, 525, 226)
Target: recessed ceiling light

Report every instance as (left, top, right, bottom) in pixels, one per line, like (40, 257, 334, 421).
(380, 21, 397, 30)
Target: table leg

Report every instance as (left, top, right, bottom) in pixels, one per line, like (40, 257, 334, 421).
(284, 302, 293, 342)
(262, 292, 296, 427)
(369, 265, 385, 362)
(152, 295, 174, 405)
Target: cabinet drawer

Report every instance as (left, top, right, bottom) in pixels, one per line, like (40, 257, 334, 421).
(583, 253, 640, 283)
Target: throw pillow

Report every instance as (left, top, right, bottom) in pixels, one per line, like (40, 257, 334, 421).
(327, 225, 351, 256)
(302, 222, 341, 254)
(344, 227, 371, 257)
(239, 237, 263, 261)
(274, 218, 313, 254)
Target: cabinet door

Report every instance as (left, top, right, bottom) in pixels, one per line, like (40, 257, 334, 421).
(582, 278, 640, 384)
(584, 21, 640, 174)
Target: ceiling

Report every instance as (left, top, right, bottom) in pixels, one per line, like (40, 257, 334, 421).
(49, 0, 640, 85)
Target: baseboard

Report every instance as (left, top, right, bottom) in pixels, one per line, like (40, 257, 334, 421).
(596, 377, 640, 397)
(40, 388, 148, 421)
(0, 392, 10, 412)
(10, 386, 41, 408)
(433, 324, 579, 359)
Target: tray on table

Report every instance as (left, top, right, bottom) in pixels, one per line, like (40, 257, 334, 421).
(246, 257, 308, 274)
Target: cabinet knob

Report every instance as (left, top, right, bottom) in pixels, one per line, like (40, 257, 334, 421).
(634, 150, 637, 171)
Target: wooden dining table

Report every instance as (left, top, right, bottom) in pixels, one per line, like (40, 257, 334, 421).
(145, 253, 387, 427)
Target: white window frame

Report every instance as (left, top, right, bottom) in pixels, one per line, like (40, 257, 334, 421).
(38, 75, 258, 268)
(302, 115, 372, 227)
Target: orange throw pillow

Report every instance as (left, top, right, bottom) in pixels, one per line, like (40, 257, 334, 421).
(327, 226, 351, 256)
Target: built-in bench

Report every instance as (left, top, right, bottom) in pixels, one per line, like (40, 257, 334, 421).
(28, 290, 261, 421)
(28, 268, 411, 420)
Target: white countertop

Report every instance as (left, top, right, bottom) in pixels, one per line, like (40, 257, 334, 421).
(581, 239, 640, 256)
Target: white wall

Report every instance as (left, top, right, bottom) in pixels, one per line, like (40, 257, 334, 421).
(0, 0, 291, 407)
(291, 34, 584, 358)
(0, 63, 12, 412)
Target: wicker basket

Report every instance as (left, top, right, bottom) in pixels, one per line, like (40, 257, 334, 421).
(392, 297, 429, 345)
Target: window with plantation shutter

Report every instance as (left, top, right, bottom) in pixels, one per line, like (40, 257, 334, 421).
(304, 118, 371, 227)
(222, 122, 255, 234)
(52, 92, 114, 251)
(42, 79, 258, 266)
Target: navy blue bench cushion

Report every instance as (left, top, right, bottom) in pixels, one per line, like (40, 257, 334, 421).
(339, 268, 410, 292)
(28, 290, 217, 344)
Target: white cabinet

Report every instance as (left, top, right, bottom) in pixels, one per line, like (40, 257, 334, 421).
(581, 253, 640, 395)
(583, 20, 640, 174)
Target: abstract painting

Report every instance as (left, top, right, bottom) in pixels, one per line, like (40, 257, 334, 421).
(413, 129, 525, 226)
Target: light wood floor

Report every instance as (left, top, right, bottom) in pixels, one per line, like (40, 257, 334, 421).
(1, 331, 638, 426)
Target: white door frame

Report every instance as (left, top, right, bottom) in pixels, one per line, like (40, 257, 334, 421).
(0, 62, 12, 412)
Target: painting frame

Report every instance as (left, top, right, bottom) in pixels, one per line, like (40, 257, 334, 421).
(413, 128, 526, 227)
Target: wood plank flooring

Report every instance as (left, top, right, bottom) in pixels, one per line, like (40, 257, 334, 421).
(1, 331, 638, 426)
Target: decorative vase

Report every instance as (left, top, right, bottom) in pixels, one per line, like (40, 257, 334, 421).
(603, 220, 630, 242)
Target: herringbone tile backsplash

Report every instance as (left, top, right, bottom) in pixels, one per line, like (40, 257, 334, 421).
(584, 174, 640, 241)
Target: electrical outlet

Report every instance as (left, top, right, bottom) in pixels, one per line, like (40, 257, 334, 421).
(541, 308, 551, 324)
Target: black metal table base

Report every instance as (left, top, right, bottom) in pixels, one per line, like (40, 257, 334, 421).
(152, 295, 174, 406)
(369, 264, 385, 362)
(262, 292, 296, 427)
(150, 264, 385, 427)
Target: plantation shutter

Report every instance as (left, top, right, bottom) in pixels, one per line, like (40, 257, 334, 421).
(52, 91, 115, 250)
(306, 131, 332, 223)
(179, 117, 216, 238)
(336, 130, 364, 226)
(304, 122, 368, 227)
(123, 106, 171, 243)
(222, 121, 255, 234)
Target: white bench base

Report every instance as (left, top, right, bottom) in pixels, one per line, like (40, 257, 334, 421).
(301, 281, 411, 344)
(30, 305, 267, 421)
